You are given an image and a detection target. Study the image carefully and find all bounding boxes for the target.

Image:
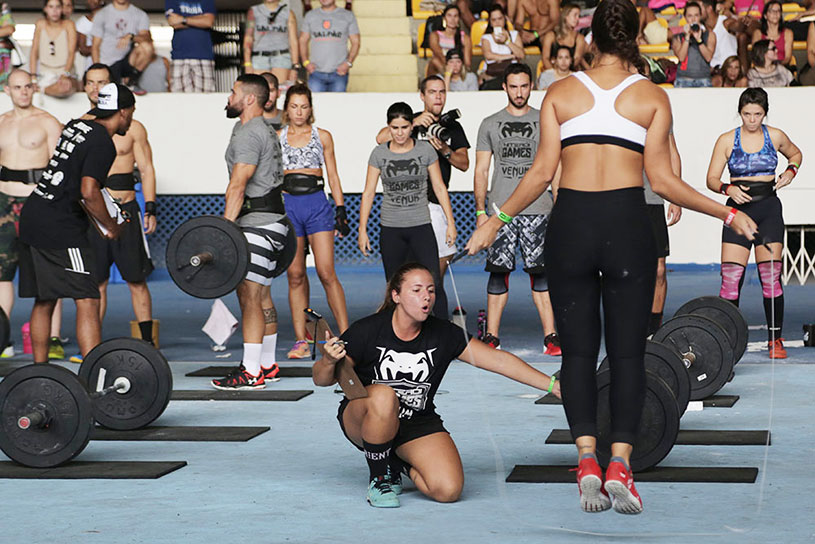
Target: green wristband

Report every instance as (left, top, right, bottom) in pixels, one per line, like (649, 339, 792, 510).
(789, 161, 800, 169)
(547, 377, 556, 394)
(476, 210, 486, 217)
(492, 203, 513, 224)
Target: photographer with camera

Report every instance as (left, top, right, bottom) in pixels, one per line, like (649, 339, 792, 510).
(375, 75, 469, 320)
(671, 1, 717, 87)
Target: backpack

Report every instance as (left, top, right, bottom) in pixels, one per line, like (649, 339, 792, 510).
(420, 14, 445, 50)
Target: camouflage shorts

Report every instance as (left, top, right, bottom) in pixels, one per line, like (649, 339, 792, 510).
(0, 192, 27, 281)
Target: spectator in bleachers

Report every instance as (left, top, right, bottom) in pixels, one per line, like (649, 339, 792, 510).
(30, 0, 78, 98)
(456, 0, 508, 30)
(480, 4, 523, 89)
(514, 0, 560, 47)
(637, 2, 667, 45)
(751, 1, 794, 67)
(712, 54, 748, 85)
(91, 0, 152, 93)
(75, 0, 102, 76)
(701, 0, 739, 72)
(243, 1, 299, 88)
(428, 4, 471, 77)
(800, 22, 815, 85)
(165, 0, 216, 92)
(540, 4, 587, 70)
(723, 0, 762, 71)
(747, 38, 794, 86)
(444, 48, 478, 91)
(138, 51, 171, 92)
(537, 44, 574, 89)
(299, 0, 359, 92)
(671, 1, 717, 87)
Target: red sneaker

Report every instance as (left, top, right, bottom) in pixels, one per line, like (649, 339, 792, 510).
(544, 333, 562, 356)
(769, 338, 787, 359)
(262, 363, 281, 383)
(604, 461, 643, 514)
(574, 456, 610, 513)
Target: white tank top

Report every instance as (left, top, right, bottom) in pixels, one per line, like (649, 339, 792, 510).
(560, 71, 648, 153)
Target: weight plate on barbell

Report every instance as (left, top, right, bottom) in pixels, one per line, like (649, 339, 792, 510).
(594, 369, 680, 472)
(0, 364, 92, 468)
(78, 338, 173, 431)
(597, 340, 691, 416)
(674, 296, 748, 365)
(653, 314, 735, 401)
(166, 216, 250, 299)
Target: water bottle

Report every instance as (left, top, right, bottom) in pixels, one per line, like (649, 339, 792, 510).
(804, 324, 815, 347)
(22, 322, 32, 354)
(477, 309, 486, 340)
(452, 306, 466, 331)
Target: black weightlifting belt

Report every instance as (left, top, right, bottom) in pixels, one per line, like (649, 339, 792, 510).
(252, 49, 290, 56)
(239, 186, 285, 217)
(0, 166, 45, 185)
(732, 180, 775, 203)
(283, 173, 324, 195)
(105, 172, 136, 191)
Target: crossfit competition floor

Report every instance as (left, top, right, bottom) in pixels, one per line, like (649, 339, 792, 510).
(1, 265, 814, 543)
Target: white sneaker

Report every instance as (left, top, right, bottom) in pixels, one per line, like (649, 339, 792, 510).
(1, 344, 15, 358)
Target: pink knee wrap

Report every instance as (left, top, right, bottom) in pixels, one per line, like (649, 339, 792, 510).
(719, 263, 745, 301)
(758, 261, 783, 298)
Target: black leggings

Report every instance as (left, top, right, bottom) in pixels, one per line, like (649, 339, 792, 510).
(380, 224, 448, 319)
(545, 188, 657, 445)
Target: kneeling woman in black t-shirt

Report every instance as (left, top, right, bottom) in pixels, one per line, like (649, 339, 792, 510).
(312, 262, 562, 508)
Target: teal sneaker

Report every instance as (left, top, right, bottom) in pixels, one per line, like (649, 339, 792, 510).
(388, 467, 403, 495)
(366, 476, 400, 508)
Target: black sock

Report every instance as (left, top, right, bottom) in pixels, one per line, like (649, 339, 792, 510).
(647, 312, 663, 336)
(764, 295, 784, 342)
(363, 440, 392, 481)
(138, 320, 153, 344)
(389, 452, 405, 478)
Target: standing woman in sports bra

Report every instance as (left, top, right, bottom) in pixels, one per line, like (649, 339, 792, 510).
(468, 0, 757, 515)
(706, 87, 801, 359)
(279, 83, 349, 359)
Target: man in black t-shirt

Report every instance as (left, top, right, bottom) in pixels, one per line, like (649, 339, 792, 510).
(375, 75, 470, 317)
(18, 83, 135, 365)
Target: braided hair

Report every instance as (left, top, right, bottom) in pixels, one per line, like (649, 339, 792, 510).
(590, 0, 646, 75)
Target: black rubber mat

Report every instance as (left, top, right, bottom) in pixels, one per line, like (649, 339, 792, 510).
(90, 426, 269, 442)
(0, 461, 187, 479)
(171, 389, 312, 401)
(185, 365, 312, 378)
(545, 429, 771, 446)
(506, 465, 758, 483)
(534, 393, 740, 408)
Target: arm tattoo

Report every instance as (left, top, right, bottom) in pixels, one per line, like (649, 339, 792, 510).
(263, 307, 277, 324)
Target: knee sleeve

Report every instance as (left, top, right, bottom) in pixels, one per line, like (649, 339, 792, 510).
(529, 272, 548, 292)
(757, 261, 783, 298)
(487, 272, 509, 295)
(719, 262, 746, 302)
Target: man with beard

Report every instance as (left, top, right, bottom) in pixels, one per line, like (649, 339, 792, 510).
(0, 69, 62, 357)
(473, 63, 560, 355)
(259, 71, 282, 130)
(211, 74, 290, 390)
(18, 82, 133, 365)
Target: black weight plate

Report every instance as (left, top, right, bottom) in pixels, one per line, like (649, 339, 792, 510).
(0, 308, 9, 357)
(597, 340, 691, 416)
(79, 338, 173, 431)
(0, 364, 92, 468)
(166, 216, 249, 299)
(675, 296, 748, 364)
(595, 369, 680, 472)
(653, 314, 735, 401)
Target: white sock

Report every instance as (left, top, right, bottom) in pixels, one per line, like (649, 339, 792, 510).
(261, 334, 278, 369)
(243, 343, 262, 376)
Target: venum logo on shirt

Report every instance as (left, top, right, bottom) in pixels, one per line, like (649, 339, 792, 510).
(497, 120, 538, 180)
(373, 347, 436, 419)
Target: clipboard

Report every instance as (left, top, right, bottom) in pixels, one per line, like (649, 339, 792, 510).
(305, 308, 368, 400)
(80, 188, 129, 237)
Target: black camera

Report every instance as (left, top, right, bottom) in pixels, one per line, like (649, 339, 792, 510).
(690, 23, 700, 32)
(425, 109, 461, 141)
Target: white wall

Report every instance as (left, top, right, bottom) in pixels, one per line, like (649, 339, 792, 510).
(0, 87, 813, 263)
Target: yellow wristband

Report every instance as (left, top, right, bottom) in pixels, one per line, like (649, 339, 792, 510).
(303, 59, 311, 66)
(243, 62, 252, 67)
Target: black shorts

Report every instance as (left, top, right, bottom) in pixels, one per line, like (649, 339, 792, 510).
(646, 204, 670, 258)
(89, 200, 154, 283)
(337, 398, 448, 451)
(721, 194, 784, 249)
(18, 243, 100, 300)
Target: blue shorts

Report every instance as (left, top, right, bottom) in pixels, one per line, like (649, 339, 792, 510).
(283, 191, 334, 237)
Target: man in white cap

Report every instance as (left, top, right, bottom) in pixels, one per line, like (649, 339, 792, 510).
(18, 82, 135, 364)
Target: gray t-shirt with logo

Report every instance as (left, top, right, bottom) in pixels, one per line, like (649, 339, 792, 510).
(302, 7, 359, 73)
(91, 4, 150, 65)
(251, 3, 290, 53)
(368, 140, 438, 228)
(476, 107, 551, 216)
(225, 116, 284, 227)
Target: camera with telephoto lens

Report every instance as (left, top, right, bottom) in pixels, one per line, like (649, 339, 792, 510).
(425, 109, 461, 141)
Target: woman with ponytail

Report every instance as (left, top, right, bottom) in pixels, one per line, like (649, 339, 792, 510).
(468, 0, 757, 515)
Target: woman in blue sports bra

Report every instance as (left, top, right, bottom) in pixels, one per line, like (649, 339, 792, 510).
(706, 87, 802, 359)
(467, 0, 758, 515)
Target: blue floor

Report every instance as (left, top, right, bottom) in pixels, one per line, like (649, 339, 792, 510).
(2, 266, 814, 543)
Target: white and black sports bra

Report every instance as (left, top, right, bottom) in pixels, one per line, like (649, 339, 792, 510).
(560, 72, 648, 154)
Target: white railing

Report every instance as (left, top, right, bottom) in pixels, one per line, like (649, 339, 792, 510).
(783, 226, 815, 285)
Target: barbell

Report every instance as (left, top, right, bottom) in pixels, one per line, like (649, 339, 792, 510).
(0, 338, 172, 468)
